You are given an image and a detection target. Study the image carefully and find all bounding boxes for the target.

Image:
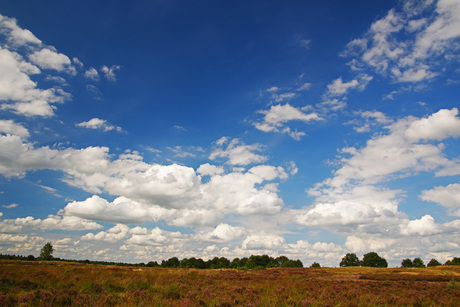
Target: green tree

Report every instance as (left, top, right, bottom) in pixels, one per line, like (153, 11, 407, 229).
(427, 258, 441, 267)
(445, 257, 460, 265)
(311, 262, 321, 268)
(361, 252, 388, 268)
(39, 242, 54, 260)
(412, 257, 425, 268)
(340, 253, 360, 267)
(401, 258, 413, 267)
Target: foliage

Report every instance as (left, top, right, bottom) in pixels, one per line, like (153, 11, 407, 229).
(39, 242, 54, 260)
(310, 262, 321, 268)
(427, 258, 442, 267)
(361, 252, 388, 268)
(445, 257, 460, 266)
(1, 260, 460, 306)
(412, 257, 425, 268)
(340, 253, 360, 267)
(401, 258, 413, 267)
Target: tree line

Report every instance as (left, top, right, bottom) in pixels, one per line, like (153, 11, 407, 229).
(2, 243, 459, 269)
(150, 255, 304, 269)
(339, 252, 460, 268)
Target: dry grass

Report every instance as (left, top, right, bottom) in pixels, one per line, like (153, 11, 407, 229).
(1, 260, 459, 306)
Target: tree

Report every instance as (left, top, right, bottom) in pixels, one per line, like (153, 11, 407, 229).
(361, 252, 388, 268)
(445, 257, 460, 266)
(39, 242, 54, 260)
(401, 258, 413, 268)
(340, 253, 360, 267)
(311, 262, 321, 268)
(412, 257, 425, 268)
(427, 258, 441, 267)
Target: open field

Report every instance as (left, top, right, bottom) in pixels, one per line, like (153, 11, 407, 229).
(1, 260, 459, 306)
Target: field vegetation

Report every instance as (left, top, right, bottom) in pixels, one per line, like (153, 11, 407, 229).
(1, 260, 459, 306)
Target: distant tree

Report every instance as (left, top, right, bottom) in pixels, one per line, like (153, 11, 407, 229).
(238, 257, 248, 268)
(245, 258, 256, 269)
(146, 261, 159, 267)
(27, 255, 35, 261)
(340, 253, 360, 267)
(412, 257, 425, 268)
(39, 242, 54, 260)
(161, 257, 180, 268)
(445, 257, 460, 266)
(311, 262, 321, 268)
(361, 252, 388, 268)
(275, 256, 290, 267)
(427, 258, 441, 267)
(401, 258, 413, 268)
(230, 258, 240, 268)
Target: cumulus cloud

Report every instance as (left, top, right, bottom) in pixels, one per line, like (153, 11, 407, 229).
(210, 137, 267, 165)
(29, 48, 76, 74)
(101, 65, 121, 81)
(241, 233, 287, 250)
(254, 104, 322, 140)
(294, 108, 460, 243)
(0, 14, 42, 47)
(342, 0, 460, 83)
(84, 67, 100, 81)
(194, 224, 246, 243)
(405, 108, 460, 141)
(326, 74, 372, 96)
(0, 47, 69, 117)
(0, 215, 102, 231)
(0, 120, 29, 138)
(400, 215, 443, 236)
(421, 182, 460, 216)
(76, 118, 123, 133)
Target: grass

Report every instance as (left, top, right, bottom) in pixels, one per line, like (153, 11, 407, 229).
(1, 260, 459, 306)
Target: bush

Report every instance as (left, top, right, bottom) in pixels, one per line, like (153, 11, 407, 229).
(310, 262, 321, 268)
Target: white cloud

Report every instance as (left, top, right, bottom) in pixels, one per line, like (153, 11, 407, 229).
(0, 134, 110, 178)
(421, 182, 460, 216)
(210, 138, 267, 165)
(254, 104, 321, 140)
(241, 233, 286, 250)
(29, 48, 76, 74)
(101, 65, 121, 81)
(0, 47, 69, 117)
(326, 74, 373, 96)
(296, 109, 460, 240)
(405, 108, 460, 141)
(0, 14, 42, 46)
(84, 67, 100, 81)
(76, 118, 123, 133)
(194, 224, 246, 243)
(0, 120, 29, 138)
(197, 163, 225, 177)
(400, 215, 443, 236)
(82, 224, 130, 242)
(345, 235, 396, 253)
(342, 0, 460, 83)
(0, 215, 102, 231)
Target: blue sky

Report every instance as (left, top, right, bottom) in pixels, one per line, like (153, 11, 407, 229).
(0, 0, 459, 267)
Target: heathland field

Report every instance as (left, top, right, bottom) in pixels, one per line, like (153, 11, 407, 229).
(1, 260, 459, 306)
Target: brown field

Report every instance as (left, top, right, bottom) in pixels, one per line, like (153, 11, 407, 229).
(1, 260, 459, 306)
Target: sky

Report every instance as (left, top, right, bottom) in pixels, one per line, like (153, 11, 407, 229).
(0, 0, 459, 267)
